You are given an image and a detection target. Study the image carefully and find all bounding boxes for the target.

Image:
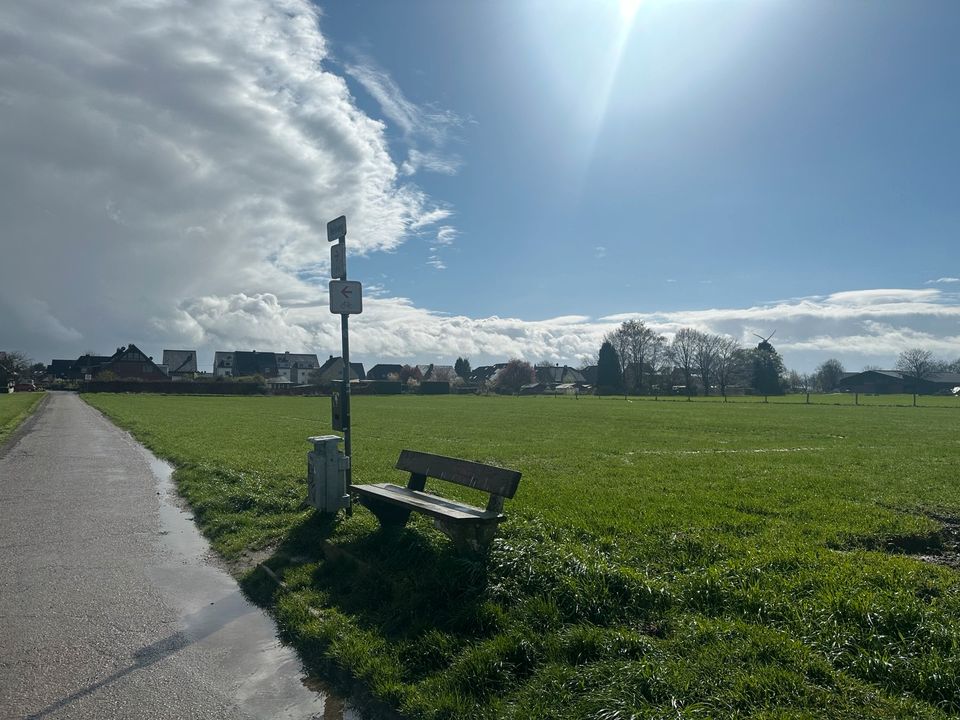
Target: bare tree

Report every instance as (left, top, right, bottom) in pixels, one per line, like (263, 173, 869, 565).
(896, 348, 936, 406)
(671, 328, 699, 399)
(814, 358, 845, 392)
(647, 334, 668, 395)
(693, 332, 721, 397)
(713, 336, 742, 401)
(0, 351, 33, 386)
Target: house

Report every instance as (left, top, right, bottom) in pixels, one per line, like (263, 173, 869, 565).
(47, 359, 77, 380)
(470, 363, 507, 385)
(535, 365, 586, 386)
(162, 349, 198, 378)
(839, 370, 960, 395)
(367, 363, 403, 381)
(232, 351, 278, 378)
(276, 352, 320, 384)
(520, 382, 547, 395)
(314, 356, 366, 385)
(580, 365, 598, 385)
(213, 352, 235, 377)
(96, 344, 168, 380)
(418, 364, 456, 381)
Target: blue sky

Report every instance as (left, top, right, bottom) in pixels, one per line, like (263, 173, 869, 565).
(330, 0, 959, 317)
(0, 0, 958, 372)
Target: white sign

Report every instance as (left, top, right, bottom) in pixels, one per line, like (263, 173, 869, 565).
(329, 280, 362, 314)
(327, 215, 347, 242)
(330, 243, 346, 279)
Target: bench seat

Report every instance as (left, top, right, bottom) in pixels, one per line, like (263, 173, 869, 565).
(352, 483, 503, 523)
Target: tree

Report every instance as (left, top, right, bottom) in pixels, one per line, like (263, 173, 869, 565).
(608, 320, 662, 394)
(693, 331, 721, 397)
(0, 351, 33, 386)
(713, 337, 742, 400)
(493, 359, 534, 394)
(647, 334, 669, 395)
(454, 357, 471, 380)
(399, 365, 423, 384)
(948, 358, 960, 373)
(896, 348, 936, 406)
(749, 339, 786, 396)
(596, 341, 622, 395)
(670, 328, 699, 398)
(814, 358, 845, 392)
(431, 366, 455, 383)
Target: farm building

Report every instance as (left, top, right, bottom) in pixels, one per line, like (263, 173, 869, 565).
(839, 370, 960, 394)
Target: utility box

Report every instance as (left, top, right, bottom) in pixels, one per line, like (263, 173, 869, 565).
(306, 435, 351, 514)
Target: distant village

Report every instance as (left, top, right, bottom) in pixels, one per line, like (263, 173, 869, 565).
(29, 344, 594, 396)
(2, 336, 958, 398)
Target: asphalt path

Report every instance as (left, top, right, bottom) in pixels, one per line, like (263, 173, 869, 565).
(0, 392, 354, 720)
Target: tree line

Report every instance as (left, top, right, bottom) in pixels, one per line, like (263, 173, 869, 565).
(594, 320, 960, 399)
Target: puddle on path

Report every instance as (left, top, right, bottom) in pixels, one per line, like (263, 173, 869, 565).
(143, 450, 363, 720)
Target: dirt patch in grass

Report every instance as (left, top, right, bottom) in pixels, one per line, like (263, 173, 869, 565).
(877, 513, 960, 570)
(913, 514, 960, 570)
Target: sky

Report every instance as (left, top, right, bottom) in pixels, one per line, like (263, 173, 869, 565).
(1, 0, 958, 373)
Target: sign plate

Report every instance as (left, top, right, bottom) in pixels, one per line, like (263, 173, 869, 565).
(330, 243, 346, 279)
(327, 215, 347, 242)
(329, 280, 362, 314)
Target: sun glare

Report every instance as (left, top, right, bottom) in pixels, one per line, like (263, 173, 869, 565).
(618, 0, 643, 22)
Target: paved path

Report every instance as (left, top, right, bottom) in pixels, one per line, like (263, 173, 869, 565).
(0, 392, 352, 720)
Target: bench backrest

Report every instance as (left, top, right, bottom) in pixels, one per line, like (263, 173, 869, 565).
(396, 449, 521, 499)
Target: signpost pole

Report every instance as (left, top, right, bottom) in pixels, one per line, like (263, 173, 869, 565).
(326, 215, 359, 515)
(339, 252, 352, 496)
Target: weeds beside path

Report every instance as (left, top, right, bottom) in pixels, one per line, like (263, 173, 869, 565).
(84, 394, 960, 719)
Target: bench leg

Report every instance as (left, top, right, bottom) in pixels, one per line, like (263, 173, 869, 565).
(434, 519, 499, 553)
(360, 498, 412, 529)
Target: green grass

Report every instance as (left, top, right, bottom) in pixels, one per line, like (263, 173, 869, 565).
(0, 392, 43, 445)
(84, 393, 960, 719)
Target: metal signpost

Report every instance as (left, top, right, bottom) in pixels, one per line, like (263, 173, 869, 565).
(327, 215, 361, 502)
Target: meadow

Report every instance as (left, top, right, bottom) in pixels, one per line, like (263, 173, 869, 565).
(0, 392, 43, 445)
(84, 393, 960, 719)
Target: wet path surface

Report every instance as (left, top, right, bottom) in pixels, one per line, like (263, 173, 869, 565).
(0, 393, 359, 719)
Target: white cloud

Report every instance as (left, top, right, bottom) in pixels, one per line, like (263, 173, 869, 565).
(344, 54, 464, 176)
(0, 0, 447, 358)
(594, 246, 607, 258)
(927, 277, 960, 284)
(435, 226, 458, 246)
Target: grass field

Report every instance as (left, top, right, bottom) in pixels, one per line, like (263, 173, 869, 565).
(0, 392, 43, 445)
(84, 393, 960, 719)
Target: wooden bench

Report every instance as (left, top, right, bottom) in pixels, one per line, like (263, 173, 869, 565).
(352, 449, 522, 551)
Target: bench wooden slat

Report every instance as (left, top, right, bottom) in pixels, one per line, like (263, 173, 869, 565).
(354, 483, 503, 523)
(395, 450, 521, 498)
